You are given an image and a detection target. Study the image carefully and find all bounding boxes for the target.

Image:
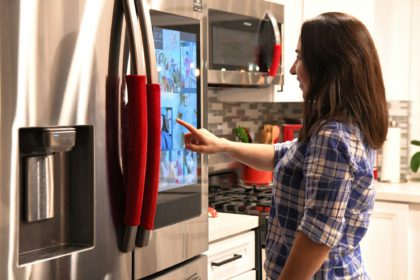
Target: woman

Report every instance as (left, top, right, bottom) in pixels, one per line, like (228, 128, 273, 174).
(177, 12, 388, 279)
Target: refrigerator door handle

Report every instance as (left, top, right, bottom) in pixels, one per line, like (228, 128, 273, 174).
(121, 0, 144, 74)
(136, 82, 160, 247)
(135, 0, 158, 84)
(135, 0, 161, 247)
(121, 0, 148, 253)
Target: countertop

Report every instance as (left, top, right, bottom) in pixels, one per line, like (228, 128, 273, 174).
(207, 182, 420, 243)
(375, 180, 420, 204)
(208, 212, 259, 243)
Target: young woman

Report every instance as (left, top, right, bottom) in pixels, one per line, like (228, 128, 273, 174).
(177, 12, 388, 279)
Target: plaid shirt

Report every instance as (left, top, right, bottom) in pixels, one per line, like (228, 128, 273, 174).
(265, 121, 376, 280)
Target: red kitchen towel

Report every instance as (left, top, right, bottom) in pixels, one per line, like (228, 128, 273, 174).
(140, 83, 161, 230)
(124, 75, 148, 226)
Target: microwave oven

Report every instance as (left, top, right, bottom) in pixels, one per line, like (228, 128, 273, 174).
(206, 0, 284, 88)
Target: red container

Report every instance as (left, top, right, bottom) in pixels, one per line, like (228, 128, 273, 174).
(241, 164, 273, 185)
(283, 124, 302, 141)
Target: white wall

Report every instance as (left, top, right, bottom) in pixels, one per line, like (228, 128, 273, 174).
(409, 0, 420, 178)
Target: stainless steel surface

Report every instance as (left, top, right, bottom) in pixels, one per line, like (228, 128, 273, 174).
(206, 0, 284, 88)
(208, 69, 282, 87)
(25, 155, 54, 222)
(152, 255, 208, 280)
(1, 0, 207, 278)
(207, 0, 283, 20)
(134, 0, 208, 278)
(1, 0, 131, 278)
(20, 127, 77, 154)
(19, 128, 95, 266)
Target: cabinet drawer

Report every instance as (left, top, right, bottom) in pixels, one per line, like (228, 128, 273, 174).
(232, 270, 256, 280)
(206, 230, 255, 280)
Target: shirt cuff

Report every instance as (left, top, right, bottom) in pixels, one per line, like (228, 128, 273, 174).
(298, 208, 345, 248)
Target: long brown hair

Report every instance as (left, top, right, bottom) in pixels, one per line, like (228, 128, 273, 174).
(298, 12, 388, 149)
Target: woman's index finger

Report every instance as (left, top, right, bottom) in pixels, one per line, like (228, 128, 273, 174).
(176, 118, 198, 134)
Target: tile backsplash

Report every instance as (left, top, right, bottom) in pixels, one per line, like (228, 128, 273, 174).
(207, 88, 411, 180)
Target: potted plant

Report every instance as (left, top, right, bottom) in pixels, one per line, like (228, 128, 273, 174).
(233, 126, 277, 185)
(410, 140, 420, 173)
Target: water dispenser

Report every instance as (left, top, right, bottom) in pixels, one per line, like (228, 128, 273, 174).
(19, 126, 94, 265)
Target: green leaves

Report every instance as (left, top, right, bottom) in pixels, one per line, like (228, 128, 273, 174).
(233, 127, 251, 143)
(410, 152, 420, 173)
(410, 140, 420, 173)
(411, 140, 420, 146)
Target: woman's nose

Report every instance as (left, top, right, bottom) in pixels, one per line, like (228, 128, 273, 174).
(290, 61, 297, 75)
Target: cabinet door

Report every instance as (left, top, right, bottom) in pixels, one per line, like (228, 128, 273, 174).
(360, 201, 409, 280)
(206, 231, 256, 280)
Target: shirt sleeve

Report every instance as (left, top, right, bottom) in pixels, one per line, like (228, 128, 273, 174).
(273, 139, 297, 168)
(298, 126, 353, 248)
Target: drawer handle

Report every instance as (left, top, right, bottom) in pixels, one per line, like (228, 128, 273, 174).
(211, 254, 242, 266)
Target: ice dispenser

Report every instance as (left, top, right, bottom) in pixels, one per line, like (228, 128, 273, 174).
(19, 126, 94, 265)
(21, 128, 76, 222)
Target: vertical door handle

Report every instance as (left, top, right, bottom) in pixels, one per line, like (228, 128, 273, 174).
(121, 0, 148, 253)
(136, 83, 161, 247)
(135, 0, 158, 84)
(261, 11, 281, 78)
(135, 0, 162, 247)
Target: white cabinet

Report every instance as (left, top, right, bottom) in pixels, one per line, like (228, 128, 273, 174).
(372, 0, 412, 101)
(360, 201, 409, 280)
(302, 0, 413, 101)
(360, 200, 420, 280)
(206, 230, 256, 280)
(272, 0, 304, 102)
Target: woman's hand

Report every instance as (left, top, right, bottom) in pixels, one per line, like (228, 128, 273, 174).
(177, 118, 276, 171)
(176, 118, 227, 154)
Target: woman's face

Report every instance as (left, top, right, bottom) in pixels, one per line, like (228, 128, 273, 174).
(290, 39, 310, 99)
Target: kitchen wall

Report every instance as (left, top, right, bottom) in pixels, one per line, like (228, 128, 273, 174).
(207, 88, 411, 181)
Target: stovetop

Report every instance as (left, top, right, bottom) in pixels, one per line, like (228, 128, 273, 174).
(208, 184, 272, 216)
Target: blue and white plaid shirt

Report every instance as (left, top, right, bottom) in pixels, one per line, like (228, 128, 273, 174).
(265, 121, 376, 280)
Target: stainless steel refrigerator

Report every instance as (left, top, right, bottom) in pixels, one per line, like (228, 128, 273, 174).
(0, 0, 208, 279)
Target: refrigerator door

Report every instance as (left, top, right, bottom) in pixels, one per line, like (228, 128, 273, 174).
(133, 0, 208, 278)
(0, 0, 131, 278)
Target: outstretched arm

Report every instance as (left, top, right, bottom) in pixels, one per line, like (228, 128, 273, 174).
(176, 118, 275, 171)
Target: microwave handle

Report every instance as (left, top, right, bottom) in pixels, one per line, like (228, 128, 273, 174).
(263, 10, 282, 78)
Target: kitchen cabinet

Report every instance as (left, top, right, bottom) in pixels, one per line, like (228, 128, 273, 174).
(360, 181, 420, 280)
(206, 230, 256, 280)
(302, 0, 413, 101)
(360, 201, 409, 279)
(207, 213, 259, 280)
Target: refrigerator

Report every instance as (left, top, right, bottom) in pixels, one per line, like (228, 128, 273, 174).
(0, 0, 208, 279)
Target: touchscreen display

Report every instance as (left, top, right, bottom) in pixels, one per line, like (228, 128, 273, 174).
(153, 27, 198, 191)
